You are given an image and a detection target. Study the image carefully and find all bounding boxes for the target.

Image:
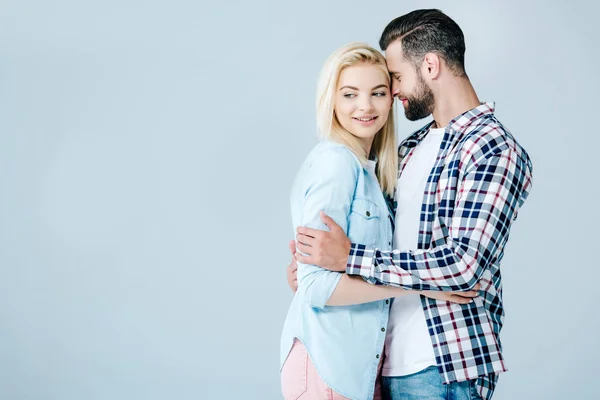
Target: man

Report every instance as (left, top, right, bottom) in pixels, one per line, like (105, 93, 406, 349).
(286, 9, 533, 400)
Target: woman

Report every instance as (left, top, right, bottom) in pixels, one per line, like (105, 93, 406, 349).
(280, 43, 476, 400)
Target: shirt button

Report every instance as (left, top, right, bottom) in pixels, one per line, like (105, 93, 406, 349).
(366, 211, 371, 217)
(376, 354, 380, 359)
(381, 327, 386, 332)
(385, 300, 389, 304)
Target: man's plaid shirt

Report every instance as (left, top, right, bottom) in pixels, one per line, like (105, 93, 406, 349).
(347, 103, 533, 400)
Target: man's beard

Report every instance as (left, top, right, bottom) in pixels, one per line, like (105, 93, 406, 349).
(402, 72, 435, 121)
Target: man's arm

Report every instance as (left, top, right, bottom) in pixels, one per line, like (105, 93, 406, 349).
(288, 238, 481, 304)
(297, 148, 533, 291)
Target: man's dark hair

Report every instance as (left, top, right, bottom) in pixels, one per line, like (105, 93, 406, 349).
(379, 9, 467, 77)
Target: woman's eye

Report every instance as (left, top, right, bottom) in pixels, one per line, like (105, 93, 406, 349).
(373, 92, 387, 97)
(343, 93, 356, 98)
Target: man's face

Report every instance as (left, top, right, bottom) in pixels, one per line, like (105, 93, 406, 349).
(385, 40, 434, 121)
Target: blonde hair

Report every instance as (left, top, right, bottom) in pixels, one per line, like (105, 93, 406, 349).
(316, 42, 398, 196)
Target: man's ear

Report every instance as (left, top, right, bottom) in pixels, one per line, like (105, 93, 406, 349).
(422, 52, 441, 80)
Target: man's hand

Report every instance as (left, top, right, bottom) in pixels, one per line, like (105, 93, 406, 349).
(295, 211, 350, 272)
(422, 283, 482, 304)
(286, 240, 298, 293)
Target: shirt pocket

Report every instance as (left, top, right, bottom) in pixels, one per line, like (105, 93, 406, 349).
(348, 197, 381, 247)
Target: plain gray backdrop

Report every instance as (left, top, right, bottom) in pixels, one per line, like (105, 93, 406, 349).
(1, 0, 598, 399)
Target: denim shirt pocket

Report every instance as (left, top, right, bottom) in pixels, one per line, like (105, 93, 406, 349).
(348, 197, 381, 247)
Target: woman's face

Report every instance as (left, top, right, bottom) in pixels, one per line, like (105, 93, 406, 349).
(334, 64, 392, 151)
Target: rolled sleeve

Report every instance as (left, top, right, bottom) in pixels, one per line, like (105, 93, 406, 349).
(295, 145, 359, 309)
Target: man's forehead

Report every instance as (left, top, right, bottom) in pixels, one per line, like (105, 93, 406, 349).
(384, 40, 407, 71)
(384, 55, 405, 73)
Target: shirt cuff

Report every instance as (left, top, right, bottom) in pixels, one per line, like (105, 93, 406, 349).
(346, 243, 377, 282)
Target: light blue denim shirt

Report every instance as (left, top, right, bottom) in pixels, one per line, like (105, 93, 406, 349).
(280, 140, 393, 400)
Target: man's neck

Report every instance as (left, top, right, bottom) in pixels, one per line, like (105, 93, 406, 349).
(432, 78, 480, 128)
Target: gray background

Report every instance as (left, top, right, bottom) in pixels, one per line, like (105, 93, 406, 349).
(1, 0, 598, 399)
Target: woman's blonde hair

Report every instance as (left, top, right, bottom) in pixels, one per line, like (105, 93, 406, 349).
(316, 42, 398, 196)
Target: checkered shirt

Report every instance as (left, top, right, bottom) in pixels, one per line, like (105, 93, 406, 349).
(347, 102, 533, 400)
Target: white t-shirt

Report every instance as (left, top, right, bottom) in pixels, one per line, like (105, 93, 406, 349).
(382, 127, 445, 377)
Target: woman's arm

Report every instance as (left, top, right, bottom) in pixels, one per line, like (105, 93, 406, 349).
(326, 274, 479, 306)
(325, 274, 407, 305)
(294, 147, 357, 309)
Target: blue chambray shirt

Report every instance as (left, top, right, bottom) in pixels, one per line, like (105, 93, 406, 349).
(280, 140, 393, 400)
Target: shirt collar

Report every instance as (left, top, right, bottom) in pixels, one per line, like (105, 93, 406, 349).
(449, 101, 495, 133)
(400, 102, 496, 150)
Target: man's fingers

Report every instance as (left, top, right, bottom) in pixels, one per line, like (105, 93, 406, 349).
(289, 240, 297, 257)
(296, 226, 321, 238)
(295, 252, 314, 265)
(296, 233, 316, 246)
(296, 242, 313, 256)
(319, 211, 341, 232)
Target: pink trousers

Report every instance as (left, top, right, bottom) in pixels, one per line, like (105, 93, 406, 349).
(281, 339, 382, 400)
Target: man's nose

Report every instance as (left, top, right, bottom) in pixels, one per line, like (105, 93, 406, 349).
(391, 81, 401, 97)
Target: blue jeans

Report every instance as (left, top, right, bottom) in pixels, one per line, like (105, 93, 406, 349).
(381, 366, 482, 400)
